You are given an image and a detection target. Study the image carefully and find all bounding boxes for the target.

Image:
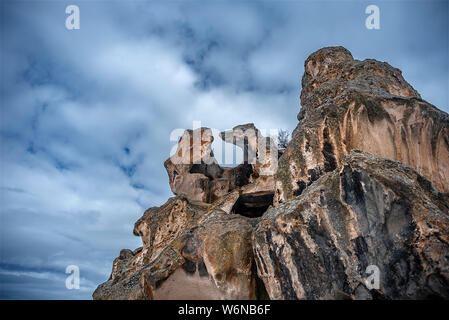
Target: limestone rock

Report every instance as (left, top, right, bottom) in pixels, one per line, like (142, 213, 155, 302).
(275, 46, 449, 204)
(220, 123, 278, 177)
(93, 196, 267, 300)
(254, 150, 449, 299)
(164, 127, 224, 203)
(164, 125, 275, 203)
(94, 46, 449, 301)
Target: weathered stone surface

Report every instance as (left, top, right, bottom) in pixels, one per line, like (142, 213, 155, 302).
(94, 46, 449, 301)
(220, 123, 278, 177)
(164, 127, 222, 203)
(254, 150, 449, 299)
(93, 196, 265, 300)
(275, 46, 449, 204)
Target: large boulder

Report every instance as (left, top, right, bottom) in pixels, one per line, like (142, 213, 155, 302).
(220, 123, 278, 177)
(254, 150, 449, 299)
(164, 125, 276, 203)
(274, 46, 449, 204)
(94, 46, 449, 301)
(93, 196, 267, 300)
(163, 127, 231, 203)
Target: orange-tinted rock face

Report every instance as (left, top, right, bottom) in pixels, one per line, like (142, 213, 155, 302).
(94, 46, 449, 301)
(93, 197, 263, 300)
(165, 124, 277, 203)
(275, 47, 449, 204)
(255, 150, 449, 299)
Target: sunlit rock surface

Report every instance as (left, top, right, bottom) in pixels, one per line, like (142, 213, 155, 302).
(93, 196, 267, 300)
(94, 47, 449, 300)
(274, 46, 449, 204)
(164, 125, 276, 203)
(254, 150, 449, 299)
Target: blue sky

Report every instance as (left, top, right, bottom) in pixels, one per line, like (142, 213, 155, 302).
(0, 0, 448, 299)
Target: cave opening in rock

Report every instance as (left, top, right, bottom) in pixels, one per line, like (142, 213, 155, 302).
(231, 191, 274, 218)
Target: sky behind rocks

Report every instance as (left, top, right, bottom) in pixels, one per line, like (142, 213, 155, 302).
(1, 0, 448, 299)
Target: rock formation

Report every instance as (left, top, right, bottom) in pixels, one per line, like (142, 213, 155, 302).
(164, 124, 277, 204)
(255, 150, 449, 299)
(93, 47, 449, 300)
(275, 47, 449, 205)
(94, 197, 263, 299)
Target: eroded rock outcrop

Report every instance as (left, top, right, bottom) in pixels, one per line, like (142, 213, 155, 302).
(275, 46, 449, 204)
(94, 124, 274, 300)
(164, 124, 277, 203)
(220, 123, 278, 177)
(93, 196, 266, 300)
(254, 150, 449, 299)
(94, 46, 449, 300)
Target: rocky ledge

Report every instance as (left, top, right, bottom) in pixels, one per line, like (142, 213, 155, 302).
(93, 47, 449, 300)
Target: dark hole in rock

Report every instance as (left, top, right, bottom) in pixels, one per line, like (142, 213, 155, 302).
(232, 163, 254, 187)
(189, 163, 223, 179)
(197, 260, 209, 277)
(231, 191, 274, 218)
(294, 180, 307, 196)
(182, 259, 197, 275)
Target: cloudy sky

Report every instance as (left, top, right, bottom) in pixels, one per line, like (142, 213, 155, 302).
(0, 0, 448, 299)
